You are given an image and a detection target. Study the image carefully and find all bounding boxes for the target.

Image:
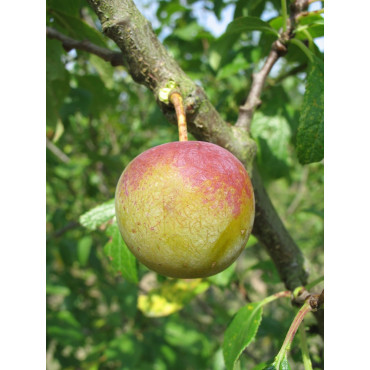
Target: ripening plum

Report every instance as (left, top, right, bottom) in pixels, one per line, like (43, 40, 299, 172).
(115, 141, 255, 278)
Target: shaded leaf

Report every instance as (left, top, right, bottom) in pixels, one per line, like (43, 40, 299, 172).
(210, 16, 278, 70)
(266, 354, 291, 370)
(46, 39, 70, 126)
(51, 9, 107, 47)
(79, 199, 115, 231)
(209, 17, 279, 70)
(251, 112, 291, 179)
(47, 311, 84, 346)
(207, 263, 235, 287)
(104, 333, 142, 367)
(225, 16, 279, 37)
(77, 235, 93, 266)
(104, 224, 138, 284)
(296, 56, 324, 164)
(289, 39, 314, 63)
(47, 0, 84, 17)
(76, 74, 119, 115)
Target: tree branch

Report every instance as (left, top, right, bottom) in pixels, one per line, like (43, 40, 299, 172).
(267, 63, 308, 87)
(46, 26, 124, 66)
(235, 41, 287, 131)
(86, 0, 309, 291)
(46, 137, 70, 163)
(235, 0, 309, 131)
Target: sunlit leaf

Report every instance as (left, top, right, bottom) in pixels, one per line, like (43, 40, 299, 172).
(138, 279, 209, 317)
(79, 199, 115, 231)
(207, 263, 235, 287)
(223, 302, 264, 370)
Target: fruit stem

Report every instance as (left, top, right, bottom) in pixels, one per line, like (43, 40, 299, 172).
(170, 92, 188, 141)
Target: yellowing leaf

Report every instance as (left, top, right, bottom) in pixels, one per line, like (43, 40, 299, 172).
(138, 279, 209, 317)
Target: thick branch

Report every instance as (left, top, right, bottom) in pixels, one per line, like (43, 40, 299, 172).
(252, 168, 308, 289)
(86, 0, 308, 291)
(46, 26, 124, 66)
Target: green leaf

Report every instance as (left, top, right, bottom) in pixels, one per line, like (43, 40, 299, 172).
(138, 279, 209, 317)
(104, 224, 138, 284)
(267, 354, 291, 370)
(173, 22, 203, 41)
(216, 53, 249, 80)
(207, 263, 235, 287)
(225, 16, 279, 37)
(47, 311, 84, 346)
(296, 56, 324, 164)
(252, 363, 270, 370)
(46, 285, 71, 296)
(251, 112, 291, 179)
(210, 16, 278, 70)
(289, 39, 314, 63)
(51, 10, 107, 48)
(47, 0, 84, 17)
(77, 235, 93, 266)
(79, 199, 115, 231)
(60, 87, 92, 119)
(223, 302, 264, 370)
(89, 54, 115, 89)
(76, 75, 118, 115)
(46, 39, 70, 126)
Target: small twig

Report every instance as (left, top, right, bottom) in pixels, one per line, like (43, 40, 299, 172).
(170, 92, 188, 141)
(273, 300, 313, 368)
(46, 137, 70, 163)
(46, 26, 124, 66)
(267, 63, 308, 86)
(235, 41, 286, 131)
(235, 0, 310, 131)
(51, 221, 80, 238)
(296, 9, 324, 21)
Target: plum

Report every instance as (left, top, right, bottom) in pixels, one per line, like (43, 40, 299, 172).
(115, 141, 255, 278)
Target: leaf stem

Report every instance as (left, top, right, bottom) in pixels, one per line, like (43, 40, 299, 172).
(289, 39, 314, 62)
(305, 276, 324, 291)
(273, 301, 312, 367)
(296, 8, 324, 21)
(261, 290, 291, 305)
(299, 322, 313, 370)
(281, 0, 288, 32)
(170, 92, 188, 141)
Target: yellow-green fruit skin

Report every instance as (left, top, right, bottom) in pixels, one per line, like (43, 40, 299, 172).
(115, 141, 255, 278)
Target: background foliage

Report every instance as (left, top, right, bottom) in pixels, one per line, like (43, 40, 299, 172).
(46, 0, 324, 368)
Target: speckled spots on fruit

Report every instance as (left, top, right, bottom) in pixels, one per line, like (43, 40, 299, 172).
(115, 141, 255, 278)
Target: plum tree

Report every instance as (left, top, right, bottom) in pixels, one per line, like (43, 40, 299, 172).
(115, 140, 255, 278)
